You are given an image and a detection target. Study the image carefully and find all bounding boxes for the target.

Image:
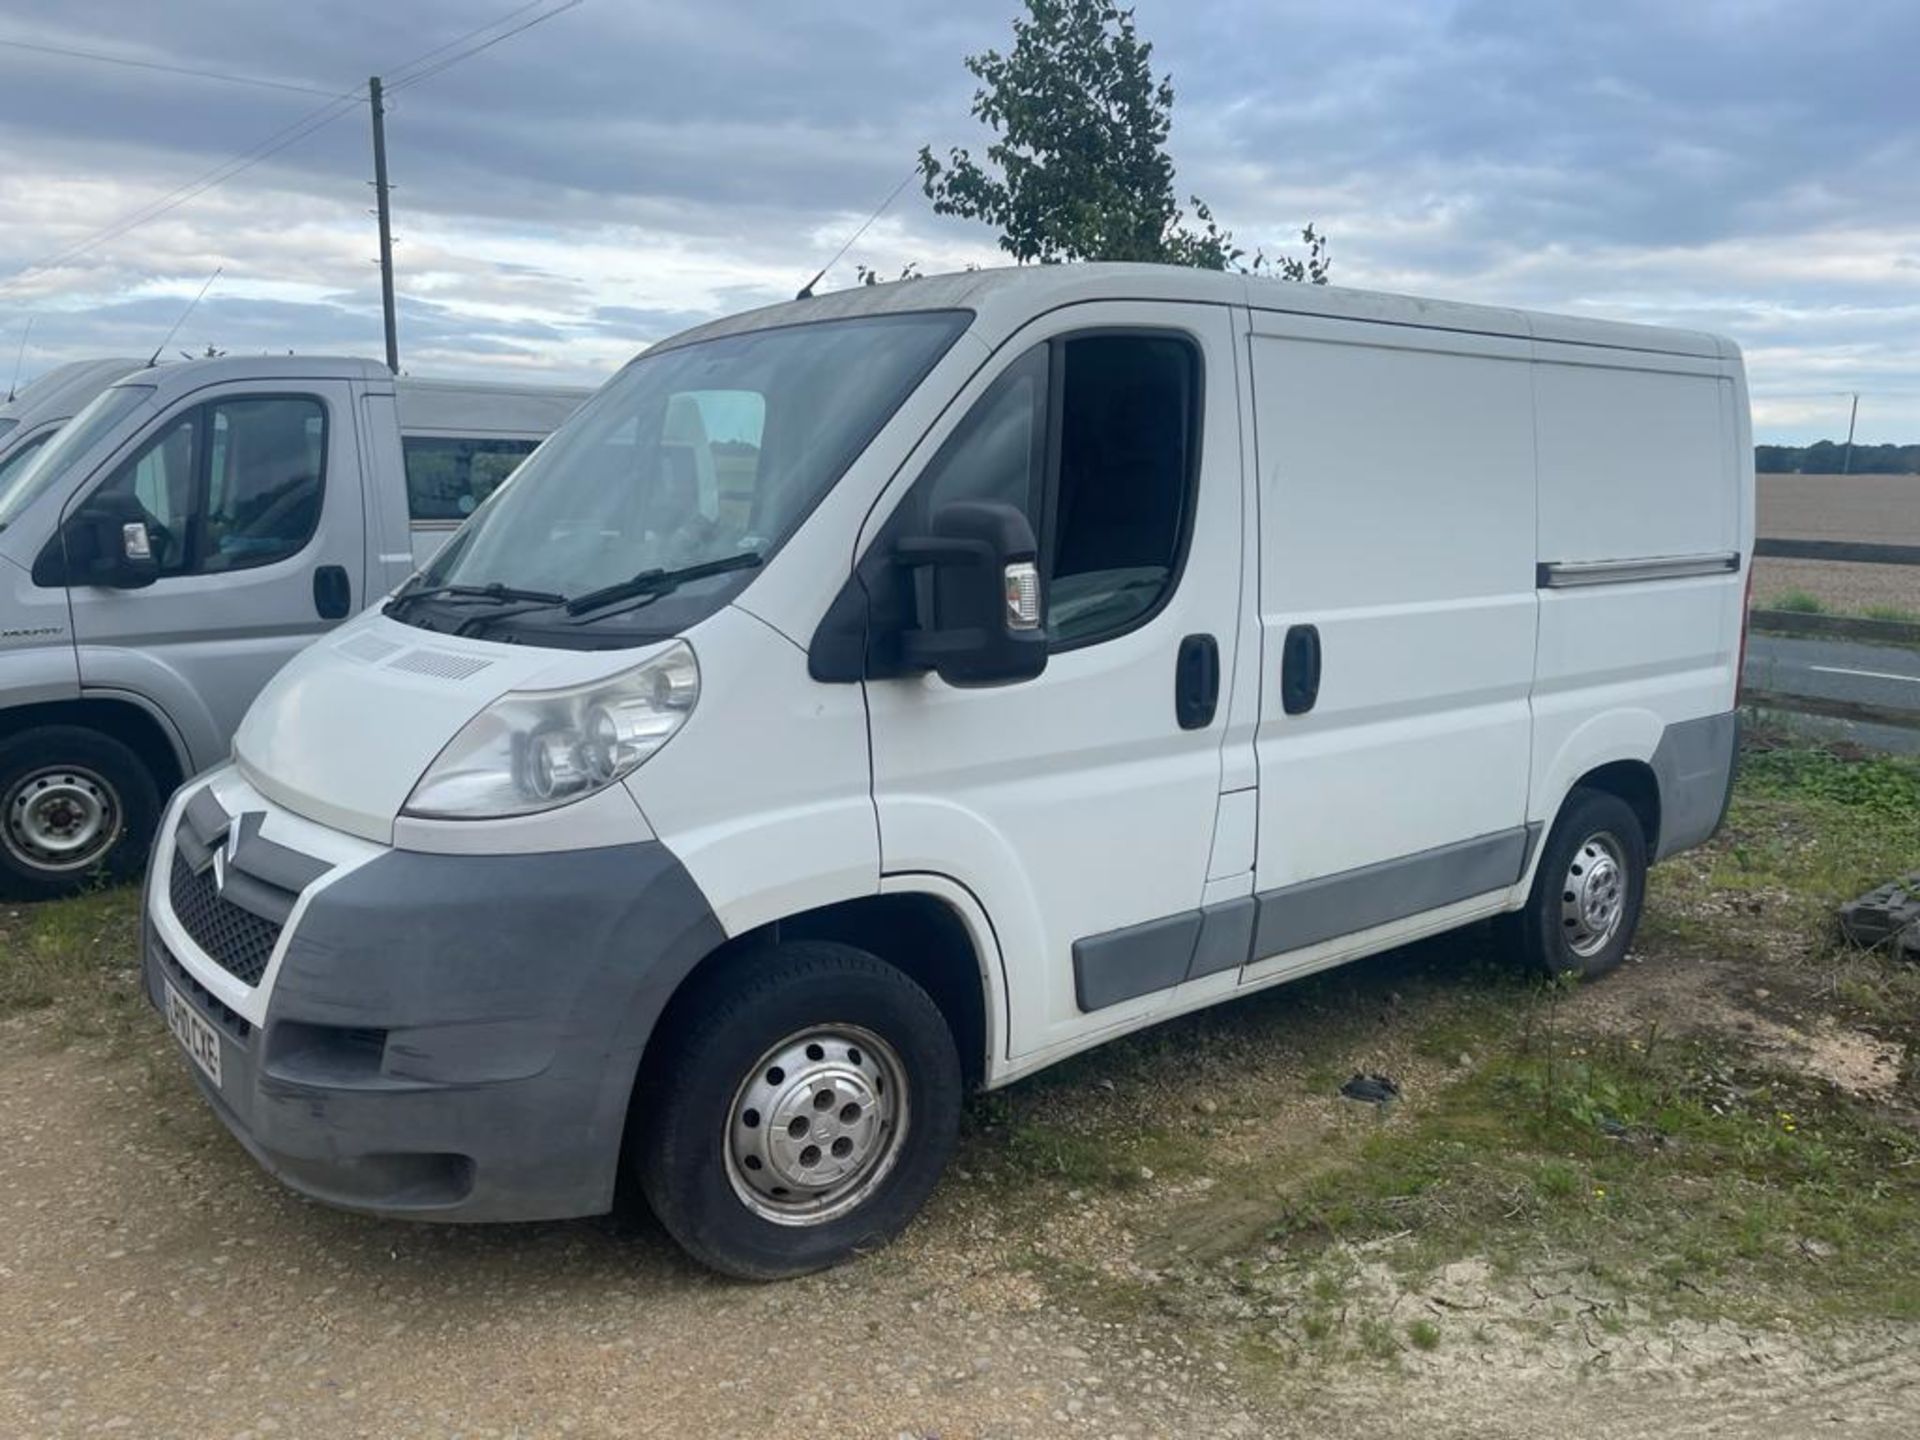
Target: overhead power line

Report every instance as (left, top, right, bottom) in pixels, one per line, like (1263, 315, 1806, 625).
(0, 36, 344, 97)
(386, 0, 584, 94)
(0, 1, 582, 293)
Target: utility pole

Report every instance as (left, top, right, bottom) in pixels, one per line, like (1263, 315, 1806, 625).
(1841, 392, 1859, 475)
(369, 75, 399, 374)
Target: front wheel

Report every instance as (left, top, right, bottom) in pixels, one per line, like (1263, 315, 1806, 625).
(0, 726, 160, 901)
(1504, 788, 1649, 980)
(635, 942, 962, 1280)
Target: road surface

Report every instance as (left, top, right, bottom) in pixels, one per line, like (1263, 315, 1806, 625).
(1745, 633, 1920, 713)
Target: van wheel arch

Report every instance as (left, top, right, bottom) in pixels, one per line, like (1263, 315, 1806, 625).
(1561, 758, 1661, 856)
(0, 698, 188, 799)
(636, 891, 992, 1095)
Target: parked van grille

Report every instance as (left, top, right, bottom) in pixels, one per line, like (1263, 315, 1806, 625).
(169, 852, 283, 987)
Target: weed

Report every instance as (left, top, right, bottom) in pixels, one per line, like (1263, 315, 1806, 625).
(1766, 590, 1827, 614)
(1407, 1318, 1442, 1351)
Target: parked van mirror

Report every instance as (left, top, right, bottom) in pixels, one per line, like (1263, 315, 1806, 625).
(895, 500, 1048, 687)
(60, 494, 160, 589)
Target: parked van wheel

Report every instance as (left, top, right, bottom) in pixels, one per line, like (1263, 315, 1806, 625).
(0, 727, 159, 901)
(1506, 788, 1648, 980)
(637, 941, 962, 1280)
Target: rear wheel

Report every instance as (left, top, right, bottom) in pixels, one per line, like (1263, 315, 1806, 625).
(636, 941, 962, 1280)
(1505, 787, 1648, 980)
(0, 726, 160, 901)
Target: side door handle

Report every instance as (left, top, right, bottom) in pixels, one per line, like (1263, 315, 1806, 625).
(1281, 624, 1321, 715)
(313, 564, 351, 621)
(1175, 633, 1220, 730)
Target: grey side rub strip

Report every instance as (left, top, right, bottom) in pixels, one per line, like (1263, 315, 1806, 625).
(1536, 552, 1740, 589)
(1253, 826, 1532, 959)
(1074, 827, 1536, 1013)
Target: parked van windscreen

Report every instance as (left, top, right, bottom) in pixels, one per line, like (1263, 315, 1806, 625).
(396, 311, 968, 644)
(0, 384, 154, 531)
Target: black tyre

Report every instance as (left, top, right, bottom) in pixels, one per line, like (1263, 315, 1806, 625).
(0, 726, 161, 902)
(636, 941, 963, 1280)
(1505, 787, 1649, 980)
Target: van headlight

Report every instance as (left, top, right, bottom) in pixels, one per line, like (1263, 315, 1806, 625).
(402, 643, 699, 819)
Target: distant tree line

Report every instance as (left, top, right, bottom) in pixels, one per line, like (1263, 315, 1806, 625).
(1756, 442, 1920, 475)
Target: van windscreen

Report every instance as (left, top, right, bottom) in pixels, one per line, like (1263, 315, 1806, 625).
(0, 384, 155, 532)
(396, 310, 969, 646)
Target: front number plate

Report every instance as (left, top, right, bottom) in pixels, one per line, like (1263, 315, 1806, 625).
(165, 982, 223, 1089)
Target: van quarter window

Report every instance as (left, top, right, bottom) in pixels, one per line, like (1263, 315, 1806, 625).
(90, 395, 326, 576)
(403, 436, 541, 521)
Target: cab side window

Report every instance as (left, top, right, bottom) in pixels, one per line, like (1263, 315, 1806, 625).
(906, 332, 1199, 649)
(91, 396, 326, 577)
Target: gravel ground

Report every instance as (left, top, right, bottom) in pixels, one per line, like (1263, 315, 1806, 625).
(5, 936, 1919, 1439)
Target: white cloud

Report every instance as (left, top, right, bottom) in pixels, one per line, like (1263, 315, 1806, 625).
(0, 0, 1915, 441)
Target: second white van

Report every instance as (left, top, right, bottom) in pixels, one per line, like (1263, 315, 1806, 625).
(141, 266, 1752, 1278)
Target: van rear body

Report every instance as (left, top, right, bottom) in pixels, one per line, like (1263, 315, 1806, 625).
(139, 266, 1752, 1277)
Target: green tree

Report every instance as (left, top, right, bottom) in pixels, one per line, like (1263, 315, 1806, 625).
(918, 0, 1327, 280)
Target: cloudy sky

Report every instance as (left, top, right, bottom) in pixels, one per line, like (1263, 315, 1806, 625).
(1, 0, 1915, 443)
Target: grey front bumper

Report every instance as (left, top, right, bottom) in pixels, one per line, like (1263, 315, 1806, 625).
(147, 832, 725, 1223)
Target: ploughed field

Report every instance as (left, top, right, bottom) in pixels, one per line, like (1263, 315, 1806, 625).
(1754, 472, 1920, 616)
(3, 734, 1920, 1438)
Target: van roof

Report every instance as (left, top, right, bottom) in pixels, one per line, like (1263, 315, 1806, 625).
(653, 262, 1732, 361)
(0, 357, 145, 426)
(96, 355, 595, 423)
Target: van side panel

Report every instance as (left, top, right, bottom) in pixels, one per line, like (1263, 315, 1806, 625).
(1246, 317, 1537, 913)
(1526, 345, 1745, 849)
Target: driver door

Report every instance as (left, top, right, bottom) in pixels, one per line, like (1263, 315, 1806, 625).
(67, 380, 364, 751)
(861, 302, 1251, 1060)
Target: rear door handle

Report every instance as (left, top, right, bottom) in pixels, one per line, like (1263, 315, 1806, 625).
(1175, 633, 1220, 730)
(313, 564, 351, 621)
(1281, 624, 1321, 715)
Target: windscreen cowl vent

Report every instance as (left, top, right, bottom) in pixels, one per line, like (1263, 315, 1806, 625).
(385, 649, 496, 682)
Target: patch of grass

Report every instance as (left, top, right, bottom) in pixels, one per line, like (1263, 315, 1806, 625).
(1765, 589, 1828, 614)
(0, 886, 148, 1041)
(1656, 742, 1920, 944)
(1863, 604, 1920, 625)
(1249, 1029, 1920, 1325)
(1407, 1318, 1442, 1351)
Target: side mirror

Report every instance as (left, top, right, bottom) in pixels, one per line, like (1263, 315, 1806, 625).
(65, 494, 160, 589)
(895, 500, 1048, 687)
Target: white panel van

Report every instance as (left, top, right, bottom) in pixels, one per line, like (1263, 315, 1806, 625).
(0, 357, 587, 897)
(140, 267, 1752, 1278)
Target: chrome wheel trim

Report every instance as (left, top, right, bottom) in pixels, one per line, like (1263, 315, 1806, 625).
(2, 765, 122, 874)
(723, 1023, 909, 1228)
(1560, 830, 1628, 959)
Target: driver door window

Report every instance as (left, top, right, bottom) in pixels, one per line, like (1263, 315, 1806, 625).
(88, 396, 326, 578)
(900, 331, 1201, 650)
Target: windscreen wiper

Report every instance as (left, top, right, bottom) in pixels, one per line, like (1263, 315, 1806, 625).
(386, 580, 570, 617)
(564, 551, 762, 618)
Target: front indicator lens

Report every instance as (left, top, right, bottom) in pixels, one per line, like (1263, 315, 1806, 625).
(403, 642, 699, 819)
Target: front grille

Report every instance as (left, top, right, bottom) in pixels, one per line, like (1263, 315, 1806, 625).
(169, 851, 283, 987)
